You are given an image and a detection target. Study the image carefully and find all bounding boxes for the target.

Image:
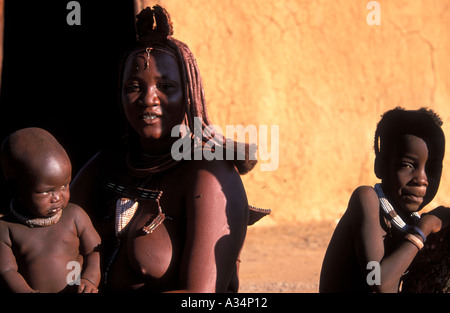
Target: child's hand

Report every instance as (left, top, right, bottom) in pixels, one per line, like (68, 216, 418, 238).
(419, 206, 450, 234)
(77, 278, 99, 293)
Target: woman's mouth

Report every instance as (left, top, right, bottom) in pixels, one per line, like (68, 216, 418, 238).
(141, 112, 161, 124)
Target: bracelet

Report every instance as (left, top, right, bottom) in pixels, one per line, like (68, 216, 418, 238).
(81, 277, 97, 287)
(412, 225, 427, 243)
(405, 233, 424, 250)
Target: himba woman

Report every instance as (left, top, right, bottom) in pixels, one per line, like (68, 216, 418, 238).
(71, 5, 268, 292)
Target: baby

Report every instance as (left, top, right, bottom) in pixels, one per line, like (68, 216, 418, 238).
(0, 128, 101, 293)
(319, 107, 450, 292)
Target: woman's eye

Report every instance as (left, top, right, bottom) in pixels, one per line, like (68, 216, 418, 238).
(125, 83, 140, 92)
(157, 82, 175, 92)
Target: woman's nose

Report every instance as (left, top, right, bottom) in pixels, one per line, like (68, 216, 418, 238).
(141, 85, 160, 107)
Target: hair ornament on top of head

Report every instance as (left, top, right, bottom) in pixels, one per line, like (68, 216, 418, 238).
(135, 5, 174, 44)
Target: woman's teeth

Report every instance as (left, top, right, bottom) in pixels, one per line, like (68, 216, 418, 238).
(143, 114, 157, 120)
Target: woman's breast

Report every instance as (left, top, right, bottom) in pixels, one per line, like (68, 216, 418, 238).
(108, 200, 183, 290)
(127, 207, 174, 279)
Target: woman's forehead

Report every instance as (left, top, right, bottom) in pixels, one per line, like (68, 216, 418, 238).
(124, 50, 181, 79)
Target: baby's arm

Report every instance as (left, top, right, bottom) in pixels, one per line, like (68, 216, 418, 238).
(71, 204, 101, 293)
(0, 222, 37, 292)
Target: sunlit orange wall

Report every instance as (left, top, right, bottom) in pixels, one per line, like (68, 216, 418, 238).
(144, 0, 450, 224)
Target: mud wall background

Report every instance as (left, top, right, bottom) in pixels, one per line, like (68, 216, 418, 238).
(1, 1, 450, 224)
(141, 0, 450, 224)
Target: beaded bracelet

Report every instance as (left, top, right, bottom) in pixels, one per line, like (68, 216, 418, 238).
(405, 233, 424, 250)
(81, 277, 97, 287)
(412, 225, 427, 243)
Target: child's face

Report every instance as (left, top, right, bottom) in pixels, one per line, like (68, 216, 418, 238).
(16, 157, 71, 218)
(383, 134, 430, 215)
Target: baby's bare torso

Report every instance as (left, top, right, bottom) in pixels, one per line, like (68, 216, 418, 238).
(3, 205, 82, 292)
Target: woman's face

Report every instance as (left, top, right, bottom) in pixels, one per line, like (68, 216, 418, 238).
(122, 49, 184, 153)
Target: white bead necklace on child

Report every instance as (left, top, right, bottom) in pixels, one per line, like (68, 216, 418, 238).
(374, 183, 420, 233)
(10, 199, 62, 228)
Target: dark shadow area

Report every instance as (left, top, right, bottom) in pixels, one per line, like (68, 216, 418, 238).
(401, 226, 450, 293)
(214, 181, 249, 292)
(0, 1, 137, 213)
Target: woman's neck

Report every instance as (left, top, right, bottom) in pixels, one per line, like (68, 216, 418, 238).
(139, 137, 177, 156)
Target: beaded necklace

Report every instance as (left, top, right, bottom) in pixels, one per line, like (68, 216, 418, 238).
(374, 183, 420, 233)
(103, 180, 165, 236)
(10, 200, 62, 228)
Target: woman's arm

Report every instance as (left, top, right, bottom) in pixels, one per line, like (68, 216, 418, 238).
(169, 160, 248, 293)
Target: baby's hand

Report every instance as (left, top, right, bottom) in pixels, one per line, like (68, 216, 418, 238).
(77, 278, 99, 293)
(419, 206, 450, 234)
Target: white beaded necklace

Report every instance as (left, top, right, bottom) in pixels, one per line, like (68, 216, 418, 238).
(374, 183, 420, 232)
(10, 200, 62, 228)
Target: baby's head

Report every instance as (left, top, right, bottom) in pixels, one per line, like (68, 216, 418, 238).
(374, 107, 445, 214)
(0, 128, 72, 218)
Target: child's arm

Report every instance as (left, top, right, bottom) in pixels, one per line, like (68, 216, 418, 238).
(71, 204, 101, 293)
(420, 205, 450, 232)
(0, 223, 37, 292)
(350, 186, 432, 292)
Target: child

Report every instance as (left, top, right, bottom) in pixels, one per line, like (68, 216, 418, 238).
(0, 128, 101, 293)
(319, 107, 450, 293)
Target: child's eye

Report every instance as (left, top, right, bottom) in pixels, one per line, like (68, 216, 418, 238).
(36, 190, 51, 196)
(400, 162, 414, 169)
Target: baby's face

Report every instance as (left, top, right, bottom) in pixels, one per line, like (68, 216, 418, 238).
(383, 135, 430, 215)
(16, 157, 71, 218)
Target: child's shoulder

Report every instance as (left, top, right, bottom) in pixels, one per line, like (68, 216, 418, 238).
(352, 185, 378, 200)
(63, 202, 87, 215)
(0, 214, 15, 240)
(62, 203, 90, 221)
(0, 213, 15, 226)
(347, 185, 380, 217)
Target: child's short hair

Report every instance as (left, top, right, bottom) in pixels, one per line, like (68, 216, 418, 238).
(374, 107, 445, 204)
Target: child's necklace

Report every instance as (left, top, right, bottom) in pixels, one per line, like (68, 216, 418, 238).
(374, 183, 420, 233)
(10, 200, 62, 228)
